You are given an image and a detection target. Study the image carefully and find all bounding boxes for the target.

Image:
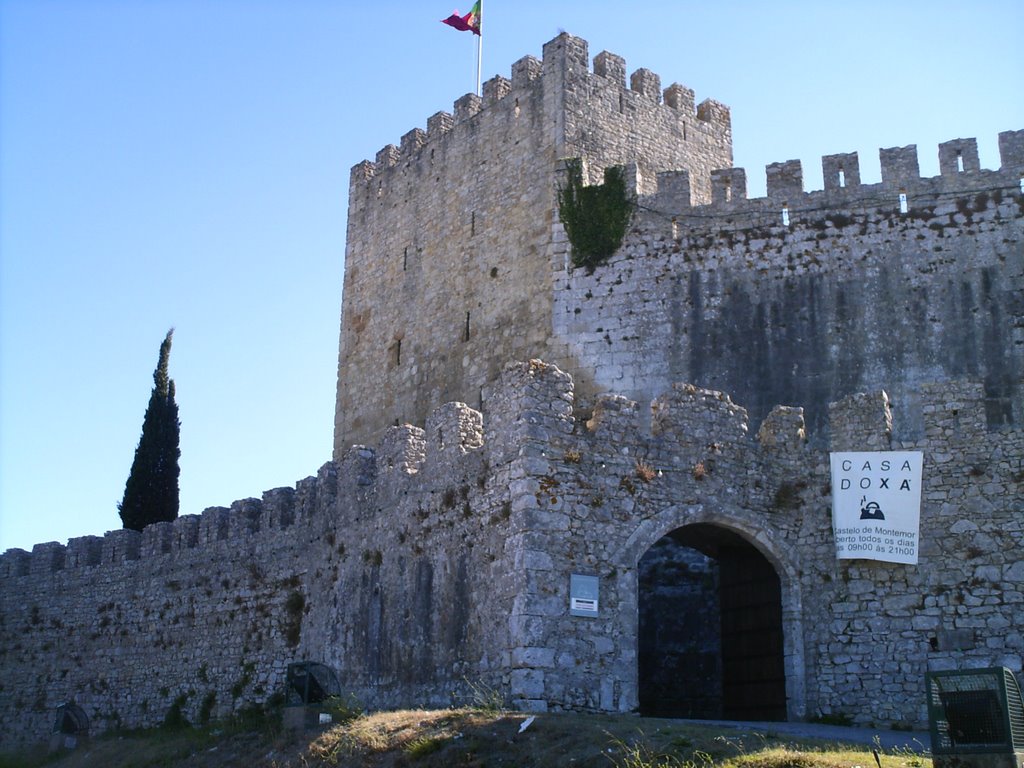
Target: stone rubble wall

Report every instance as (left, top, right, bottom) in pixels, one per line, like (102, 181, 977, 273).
(334, 31, 1022, 466)
(549, 134, 1024, 443)
(2, 362, 1020, 748)
(0, 395, 522, 750)
(0, 465, 339, 746)
(490, 361, 1022, 727)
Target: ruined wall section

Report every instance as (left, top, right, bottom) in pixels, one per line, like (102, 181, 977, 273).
(0, 399, 525, 750)
(551, 132, 1024, 441)
(492, 361, 1022, 727)
(0, 466, 340, 746)
(314, 403, 524, 711)
(335, 32, 732, 456)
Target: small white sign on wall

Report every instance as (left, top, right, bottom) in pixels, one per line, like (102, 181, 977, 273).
(830, 451, 924, 564)
(569, 574, 599, 617)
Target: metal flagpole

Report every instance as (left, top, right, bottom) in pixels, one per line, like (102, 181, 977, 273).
(476, 0, 483, 96)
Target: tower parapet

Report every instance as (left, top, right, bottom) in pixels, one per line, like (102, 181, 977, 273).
(634, 129, 1024, 226)
(346, 32, 731, 203)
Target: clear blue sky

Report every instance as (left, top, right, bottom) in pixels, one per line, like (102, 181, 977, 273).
(2, 0, 1022, 553)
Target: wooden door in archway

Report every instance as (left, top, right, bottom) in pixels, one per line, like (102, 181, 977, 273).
(718, 545, 787, 721)
(638, 526, 788, 721)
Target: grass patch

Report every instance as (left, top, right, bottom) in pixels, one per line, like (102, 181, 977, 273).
(729, 745, 926, 768)
(405, 735, 445, 757)
(3, 709, 931, 768)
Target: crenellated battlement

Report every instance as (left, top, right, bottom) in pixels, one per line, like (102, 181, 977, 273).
(12, 359, 986, 579)
(347, 32, 729, 196)
(0, 402, 487, 581)
(0, 462, 333, 579)
(354, 361, 1001, 478)
(335, 33, 734, 452)
(550, 131, 1021, 447)
(628, 129, 1024, 226)
(658, 375, 977, 449)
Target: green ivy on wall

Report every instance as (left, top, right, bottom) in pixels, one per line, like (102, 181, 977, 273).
(557, 159, 635, 273)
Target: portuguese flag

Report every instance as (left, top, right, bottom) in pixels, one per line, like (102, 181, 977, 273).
(441, 1, 481, 35)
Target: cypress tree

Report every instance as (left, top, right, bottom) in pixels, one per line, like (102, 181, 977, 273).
(119, 329, 181, 531)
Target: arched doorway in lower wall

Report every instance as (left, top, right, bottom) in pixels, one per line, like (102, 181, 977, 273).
(638, 523, 788, 721)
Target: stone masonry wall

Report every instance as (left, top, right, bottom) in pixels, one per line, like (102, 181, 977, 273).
(2, 361, 1021, 749)
(334, 32, 732, 455)
(335, 33, 1021, 463)
(5, 31, 1023, 753)
(549, 132, 1024, 444)
(0, 467, 340, 746)
(0, 399, 525, 750)
(492, 360, 1022, 727)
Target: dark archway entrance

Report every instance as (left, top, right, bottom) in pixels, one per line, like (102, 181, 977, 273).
(638, 524, 787, 721)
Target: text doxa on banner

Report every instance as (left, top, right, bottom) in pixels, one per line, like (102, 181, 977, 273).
(830, 451, 924, 564)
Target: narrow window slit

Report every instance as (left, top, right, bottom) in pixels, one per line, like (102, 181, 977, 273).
(899, 190, 908, 214)
(956, 151, 964, 173)
(725, 180, 732, 202)
(781, 204, 790, 226)
(838, 168, 846, 188)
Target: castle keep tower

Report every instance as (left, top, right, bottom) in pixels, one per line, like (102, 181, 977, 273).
(336, 32, 1023, 457)
(334, 33, 732, 454)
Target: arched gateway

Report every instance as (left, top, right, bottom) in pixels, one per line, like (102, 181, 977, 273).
(617, 506, 807, 722)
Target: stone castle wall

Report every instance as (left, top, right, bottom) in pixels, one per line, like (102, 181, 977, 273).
(490, 361, 1022, 726)
(4, 30, 1022, 753)
(549, 131, 1024, 443)
(0, 399, 524, 748)
(334, 33, 732, 454)
(335, 33, 1022, 461)
(2, 362, 1021, 748)
(0, 468, 340, 743)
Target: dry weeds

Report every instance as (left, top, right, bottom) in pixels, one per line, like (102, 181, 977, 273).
(1, 709, 932, 768)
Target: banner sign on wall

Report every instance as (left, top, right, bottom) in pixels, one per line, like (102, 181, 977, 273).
(830, 451, 924, 564)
